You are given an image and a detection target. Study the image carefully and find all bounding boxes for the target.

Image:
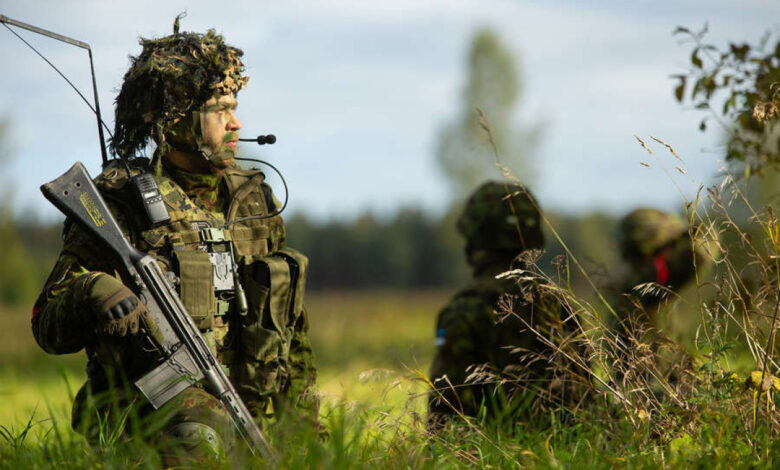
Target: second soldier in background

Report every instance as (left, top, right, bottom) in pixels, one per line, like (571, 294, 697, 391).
(428, 181, 581, 430)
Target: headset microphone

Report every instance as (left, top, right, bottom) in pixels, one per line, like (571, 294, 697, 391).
(239, 134, 276, 145)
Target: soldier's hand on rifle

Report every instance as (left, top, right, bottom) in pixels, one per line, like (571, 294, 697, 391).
(87, 273, 163, 342)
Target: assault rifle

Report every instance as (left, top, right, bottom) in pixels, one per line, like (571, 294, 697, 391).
(41, 161, 276, 461)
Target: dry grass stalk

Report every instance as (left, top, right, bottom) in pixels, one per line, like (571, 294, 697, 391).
(420, 110, 780, 444)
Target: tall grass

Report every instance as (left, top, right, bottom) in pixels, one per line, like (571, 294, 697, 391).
(419, 109, 780, 467)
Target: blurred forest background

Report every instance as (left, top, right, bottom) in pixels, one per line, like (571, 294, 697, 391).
(0, 29, 621, 304)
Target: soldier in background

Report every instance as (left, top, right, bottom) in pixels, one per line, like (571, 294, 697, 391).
(428, 181, 578, 430)
(611, 208, 714, 391)
(616, 208, 712, 319)
(32, 22, 318, 465)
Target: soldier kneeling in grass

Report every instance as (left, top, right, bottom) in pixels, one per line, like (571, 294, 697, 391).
(428, 181, 583, 431)
(33, 20, 319, 466)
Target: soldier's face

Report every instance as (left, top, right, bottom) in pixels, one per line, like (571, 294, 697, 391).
(200, 93, 242, 154)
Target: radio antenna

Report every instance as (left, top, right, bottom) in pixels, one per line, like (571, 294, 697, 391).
(1, 15, 111, 166)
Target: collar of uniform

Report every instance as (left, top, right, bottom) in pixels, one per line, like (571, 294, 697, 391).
(164, 165, 225, 212)
(469, 250, 524, 278)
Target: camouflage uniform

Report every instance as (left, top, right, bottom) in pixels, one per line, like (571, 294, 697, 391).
(32, 24, 318, 463)
(428, 182, 573, 428)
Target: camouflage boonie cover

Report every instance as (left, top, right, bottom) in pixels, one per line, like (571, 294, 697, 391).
(111, 26, 249, 158)
(619, 208, 688, 262)
(616, 208, 714, 311)
(457, 181, 544, 254)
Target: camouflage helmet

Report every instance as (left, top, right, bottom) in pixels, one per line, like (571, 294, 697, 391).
(110, 20, 249, 159)
(619, 208, 688, 261)
(457, 181, 544, 255)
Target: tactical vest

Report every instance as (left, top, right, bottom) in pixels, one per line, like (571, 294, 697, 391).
(93, 159, 308, 358)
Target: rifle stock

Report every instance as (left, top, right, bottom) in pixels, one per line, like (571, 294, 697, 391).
(41, 162, 276, 461)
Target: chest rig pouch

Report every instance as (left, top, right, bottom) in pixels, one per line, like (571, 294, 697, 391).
(172, 227, 250, 331)
(242, 247, 309, 334)
(137, 169, 282, 332)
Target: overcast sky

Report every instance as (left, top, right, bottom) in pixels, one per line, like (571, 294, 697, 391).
(1, 0, 778, 221)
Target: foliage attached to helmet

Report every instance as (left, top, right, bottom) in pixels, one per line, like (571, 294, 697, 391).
(457, 181, 544, 264)
(619, 208, 688, 262)
(111, 23, 248, 159)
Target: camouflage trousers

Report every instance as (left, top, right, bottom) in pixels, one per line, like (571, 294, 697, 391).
(72, 382, 236, 466)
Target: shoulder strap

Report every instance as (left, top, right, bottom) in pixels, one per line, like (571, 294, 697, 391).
(94, 157, 151, 191)
(261, 184, 277, 212)
(226, 172, 266, 224)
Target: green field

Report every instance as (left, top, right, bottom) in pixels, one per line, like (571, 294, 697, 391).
(1, 288, 779, 469)
(0, 290, 446, 427)
(0, 290, 451, 466)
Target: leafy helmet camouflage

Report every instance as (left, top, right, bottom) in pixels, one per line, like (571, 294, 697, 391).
(619, 208, 688, 261)
(110, 19, 249, 159)
(457, 181, 544, 255)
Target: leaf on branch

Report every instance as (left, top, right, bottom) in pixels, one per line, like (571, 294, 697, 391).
(723, 95, 737, 114)
(703, 76, 717, 98)
(673, 26, 690, 35)
(691, 48, 703, 68)
(730, 43, 750, 61)
(753, 101, 778, 123)
(675, 77, 686, 102)
(692, 79, 702, 99)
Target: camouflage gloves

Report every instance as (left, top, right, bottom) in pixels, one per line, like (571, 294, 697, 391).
(86, 273, 162, 341)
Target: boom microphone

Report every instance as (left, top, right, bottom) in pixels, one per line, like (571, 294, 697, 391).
(239, 134, 276, 145)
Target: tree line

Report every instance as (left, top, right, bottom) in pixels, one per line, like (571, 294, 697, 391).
(0, 208, 623, 306)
